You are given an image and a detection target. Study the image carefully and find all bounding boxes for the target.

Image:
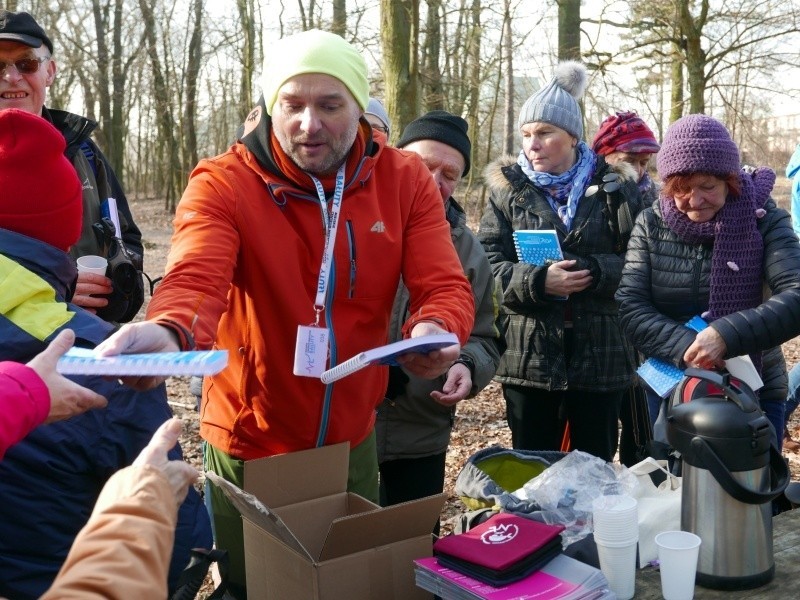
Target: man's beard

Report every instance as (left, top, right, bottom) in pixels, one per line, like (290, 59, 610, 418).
(281, 119, 360, 176)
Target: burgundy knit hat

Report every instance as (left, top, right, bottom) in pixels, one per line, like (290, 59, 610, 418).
(656, 114, 740, 180)
(0, 109, 82, 251)
(591, 111, 660, 156)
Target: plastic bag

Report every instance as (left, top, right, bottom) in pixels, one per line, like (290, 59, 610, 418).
(628, 457, 681, 568)
(513, 450, 638, 547)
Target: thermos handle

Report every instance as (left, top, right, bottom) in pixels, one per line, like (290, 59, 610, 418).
(676, 368, 760, 413)
(690, 436, 790, 504)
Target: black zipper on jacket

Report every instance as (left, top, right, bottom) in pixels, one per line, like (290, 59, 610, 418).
(692, 245, 704, 305)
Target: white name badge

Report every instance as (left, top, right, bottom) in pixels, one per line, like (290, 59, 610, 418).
(293, 325, 330, 378)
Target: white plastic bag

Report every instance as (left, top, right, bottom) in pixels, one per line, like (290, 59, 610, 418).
(628, 457, 682, 568)
(514, 450, 638, 547)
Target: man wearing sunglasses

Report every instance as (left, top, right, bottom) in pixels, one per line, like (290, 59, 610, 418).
(0, 10, 145, 324)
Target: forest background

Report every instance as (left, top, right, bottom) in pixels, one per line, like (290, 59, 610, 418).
(5, 3, 800, 594)
(4, 0, 800, 220)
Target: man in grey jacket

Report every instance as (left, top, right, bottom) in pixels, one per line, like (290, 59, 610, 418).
(376, 111, 501, 526)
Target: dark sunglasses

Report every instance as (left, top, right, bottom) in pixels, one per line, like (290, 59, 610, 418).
(0, 56, 50, 76)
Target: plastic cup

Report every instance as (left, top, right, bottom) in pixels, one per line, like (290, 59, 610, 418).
(596, 539, 637, 600)
(76, 255, 108, 276)
(593, 494, 639, 542)
(655, 530, 702, 600)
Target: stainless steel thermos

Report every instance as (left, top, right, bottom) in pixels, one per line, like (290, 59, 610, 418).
(667, 369, 789, 590)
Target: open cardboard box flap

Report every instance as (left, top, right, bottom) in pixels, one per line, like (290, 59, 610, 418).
(317, 492, 445, 560)
(243, 441, 349, 508)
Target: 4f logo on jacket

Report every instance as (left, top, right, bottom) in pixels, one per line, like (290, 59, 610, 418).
(370, 221, 385, 233)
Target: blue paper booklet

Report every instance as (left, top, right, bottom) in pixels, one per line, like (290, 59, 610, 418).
(637, 315, 763, 397)
(637, 358, 684, 398)
(320, 333, 459, 384)
(57, 347, 229, 377)
(512, 230, 563, 266)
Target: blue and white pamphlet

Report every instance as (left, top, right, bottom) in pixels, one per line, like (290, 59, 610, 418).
(637, 315, 763, 397)
(512, 230, 563, 266)
(637, 358, 685, 398)
(57, 347, 229, 377)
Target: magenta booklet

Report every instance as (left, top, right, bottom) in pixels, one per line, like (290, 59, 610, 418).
(433, 513, 564, 571)
(415, 556, 580, 599)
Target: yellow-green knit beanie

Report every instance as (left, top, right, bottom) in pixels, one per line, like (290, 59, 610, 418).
(262, 29, 369, 115)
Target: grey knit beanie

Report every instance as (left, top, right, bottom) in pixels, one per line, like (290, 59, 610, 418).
(365, 97, 390, 135)
(518, 61, 588, 139)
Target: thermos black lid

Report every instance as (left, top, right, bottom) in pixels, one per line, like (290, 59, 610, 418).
(666, 370, 772, 471)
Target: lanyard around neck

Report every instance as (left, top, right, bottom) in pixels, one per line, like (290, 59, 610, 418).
(310, 163, 346, 324)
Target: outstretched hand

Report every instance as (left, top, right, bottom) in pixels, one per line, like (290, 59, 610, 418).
(133, 418, 199, 505)
(396, 321, 461, 380)
(430, 361, 472, 406)
(94, 322, 179, 390)
(27, 329, 108, 423)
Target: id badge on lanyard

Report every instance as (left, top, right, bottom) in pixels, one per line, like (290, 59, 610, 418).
(293, 164, 345, 378)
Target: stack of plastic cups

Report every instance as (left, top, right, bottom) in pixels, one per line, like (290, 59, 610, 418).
(592, 494, 639, 600)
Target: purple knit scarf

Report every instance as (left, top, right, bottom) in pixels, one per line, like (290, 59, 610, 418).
(659, 167, 776, 371)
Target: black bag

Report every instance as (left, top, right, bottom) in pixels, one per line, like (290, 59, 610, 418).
(92, 218, 145, 323)
(169, 548, 229, 600)
(618, 384, 653, 467)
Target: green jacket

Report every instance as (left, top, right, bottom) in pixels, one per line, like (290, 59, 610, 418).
(376, 199, 501, 462)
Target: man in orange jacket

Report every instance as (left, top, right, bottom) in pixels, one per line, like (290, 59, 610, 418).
(99, 29, 474, 597)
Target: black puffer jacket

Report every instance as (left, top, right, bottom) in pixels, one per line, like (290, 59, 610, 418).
(479, 155, 645, 391)
(616, 200, 800, 403)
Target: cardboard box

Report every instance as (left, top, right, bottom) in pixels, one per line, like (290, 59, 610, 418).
(240, 442, 445, 599)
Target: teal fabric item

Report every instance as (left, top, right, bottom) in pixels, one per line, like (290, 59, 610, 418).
(454, 446, 564, 513)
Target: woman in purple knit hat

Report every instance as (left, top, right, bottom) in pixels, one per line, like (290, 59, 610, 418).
(616, 114, 800, 447)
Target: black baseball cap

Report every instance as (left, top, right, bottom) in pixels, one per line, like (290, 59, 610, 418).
(0, 10, 53, 54)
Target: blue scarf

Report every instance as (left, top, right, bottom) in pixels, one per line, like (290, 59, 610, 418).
(517, 141, 597, 231)
(638, 172, 653, 195)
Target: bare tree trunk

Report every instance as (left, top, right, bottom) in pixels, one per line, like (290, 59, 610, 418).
(557, 0, 581, 60)
(502, 0, 514, 155)
(421, 0, 443, 111)
(109, 0, 131, 185)
(237, 0, 257, 121)
(298, 0, 318, 30)
(184, 0, 202, 176)
(677, 0, 708, 113)
(463, 0, 481, 197)
(670, 40, 685, 123)
(138, 0, 182, 211)
(479, 59, 506, 219)
(332, 0, 346, 37)
(380, 0, 419, 142)
(90, 0, 112, 157)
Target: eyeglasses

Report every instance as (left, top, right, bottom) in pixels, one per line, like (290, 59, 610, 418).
(372, 125, 389, 134)
(0, 56, 50, 77)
